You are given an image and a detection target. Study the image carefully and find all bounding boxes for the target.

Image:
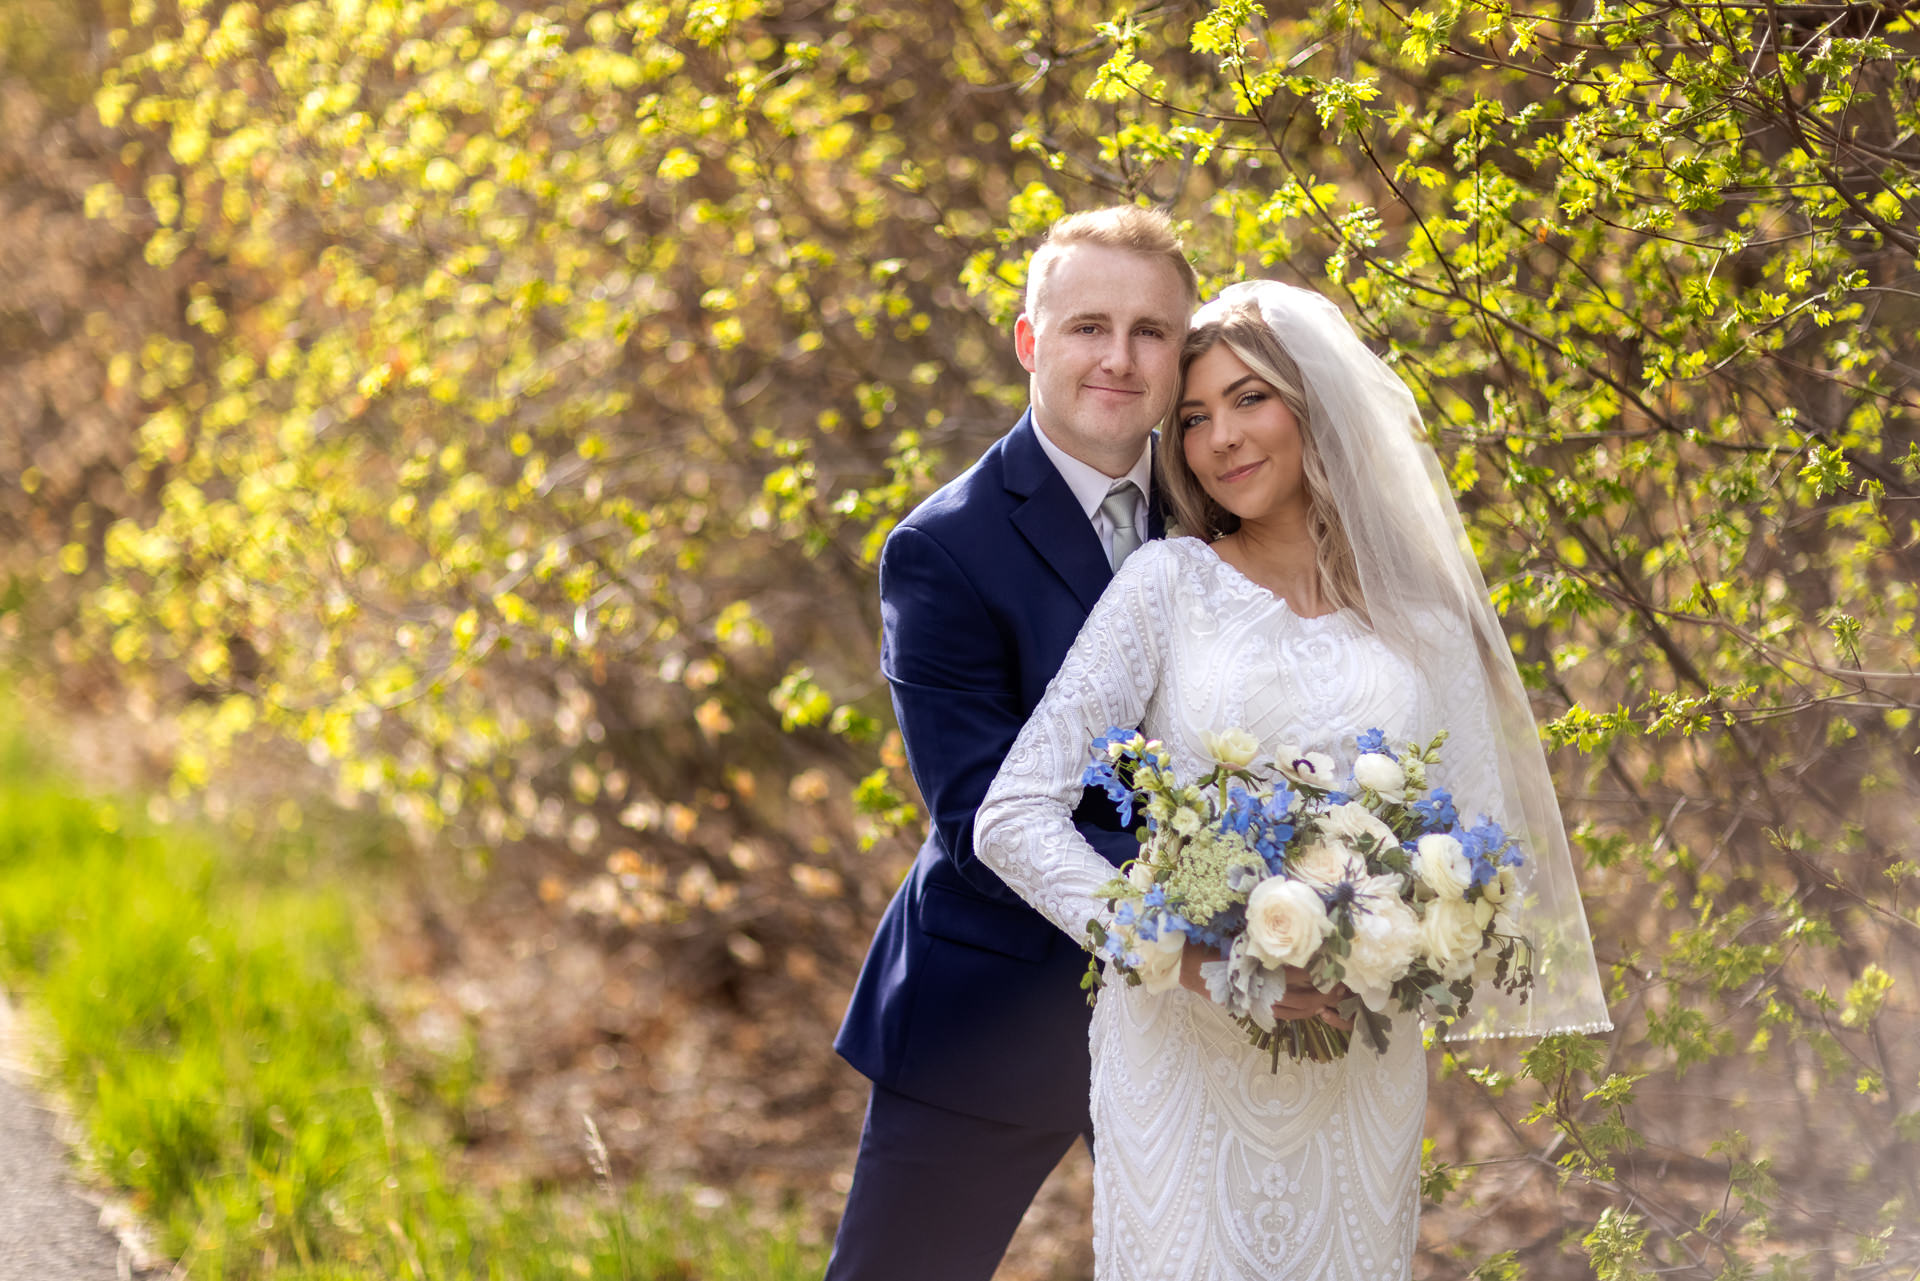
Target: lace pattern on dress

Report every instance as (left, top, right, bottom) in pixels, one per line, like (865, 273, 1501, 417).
(977, 537, 1446, 1280)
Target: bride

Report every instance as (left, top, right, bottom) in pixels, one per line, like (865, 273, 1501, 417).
(974, 281, 1609, 1280)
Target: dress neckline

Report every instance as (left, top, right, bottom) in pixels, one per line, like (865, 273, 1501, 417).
(1174, 536, 1346, 624)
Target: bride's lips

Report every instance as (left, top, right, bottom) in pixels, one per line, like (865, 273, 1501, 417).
(1217, 458, 1266, 484)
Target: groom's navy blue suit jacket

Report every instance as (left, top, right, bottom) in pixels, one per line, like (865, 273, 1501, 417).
(835, 411, 1163, 1131)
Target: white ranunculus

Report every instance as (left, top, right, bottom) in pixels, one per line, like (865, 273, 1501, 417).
(1421, 895, 1482, 981)
(1243, 876, 1332, 969)
(1275, 746, 1337, 786)
(1288, 839, 1364, 887)
(1201, 727, 1262, 769)
(1322, 802, 1399, 855)
(1481, 864, 1517, 905)
(1343, 894, 1421, 1012)
(1352, 752, 1407, 802)
(1413, 833, 1473, 900)
(1133, 925, 1189, 994)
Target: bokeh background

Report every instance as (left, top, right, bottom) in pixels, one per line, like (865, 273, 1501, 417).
(1, 0, 1915, 1276)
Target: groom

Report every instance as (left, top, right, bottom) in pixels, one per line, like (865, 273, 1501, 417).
(826, 207, 1199, 1278)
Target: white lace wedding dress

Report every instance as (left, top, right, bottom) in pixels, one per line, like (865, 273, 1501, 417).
(977, 536, 1507, 1280)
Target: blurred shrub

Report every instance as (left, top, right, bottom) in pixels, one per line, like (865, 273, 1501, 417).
(0, 0, 1914, 1274)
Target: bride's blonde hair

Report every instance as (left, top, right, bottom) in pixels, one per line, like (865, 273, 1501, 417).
(1158, 298, 1368, 621)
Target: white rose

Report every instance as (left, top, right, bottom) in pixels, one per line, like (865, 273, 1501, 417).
(1322, 802, 1399, 856)
(1352, 752, 1407, 802)
(1201, 727, 1262, 769)
(1344, 896, 1421, 1012)
(1243, 877, 1332, 969)
(1132, 925, 1188, 994)
(1275, 746, 1337, 785)
(1413, 833, 1473, 900)
(1288, 839, 1364, 887)
(1420, 895, 1482, 981)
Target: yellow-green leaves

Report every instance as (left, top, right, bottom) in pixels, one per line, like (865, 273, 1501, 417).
(30, 2, 1917, 1269)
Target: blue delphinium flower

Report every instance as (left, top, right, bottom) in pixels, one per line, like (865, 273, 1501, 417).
(1355, 727, 1395, 760)
(1222, 786, 1260, 836)
(1453, 816, 1512, 887)
(1142, 884, 1168, 910)
(1081, 757, 1135, 826)
(1411, 788, 1458, 831)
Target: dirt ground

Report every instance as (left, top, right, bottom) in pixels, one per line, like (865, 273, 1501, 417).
(368, 847, 1100, 1280)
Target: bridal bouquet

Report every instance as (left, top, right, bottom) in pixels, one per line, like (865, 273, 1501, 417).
(1080, 726, 1533, 1064)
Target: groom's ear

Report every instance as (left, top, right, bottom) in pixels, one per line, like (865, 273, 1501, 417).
(1014, 313, 1038, 373)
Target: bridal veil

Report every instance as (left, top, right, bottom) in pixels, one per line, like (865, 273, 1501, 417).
(1193, 280, 1612, 1040)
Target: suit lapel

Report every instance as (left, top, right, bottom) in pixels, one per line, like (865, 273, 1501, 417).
(1003, 413, 1112, 613)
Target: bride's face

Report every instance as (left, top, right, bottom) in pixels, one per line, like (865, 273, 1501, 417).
(1177, 343, 1308, 528)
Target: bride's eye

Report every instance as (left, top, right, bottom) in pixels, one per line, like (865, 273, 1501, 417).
(1179, 413, 1206, 432)
(1237, 391, 1266, 409)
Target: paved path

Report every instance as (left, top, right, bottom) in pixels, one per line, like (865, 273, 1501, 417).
(0, 995, 148, 1280)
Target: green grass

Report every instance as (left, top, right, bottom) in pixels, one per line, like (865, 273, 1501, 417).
(0, 700, 824, 1279)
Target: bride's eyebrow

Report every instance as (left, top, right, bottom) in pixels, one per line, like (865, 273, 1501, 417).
(1178, 374, 1265, 408)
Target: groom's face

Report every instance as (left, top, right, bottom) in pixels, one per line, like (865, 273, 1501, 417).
(1015, 243, 1190, 476)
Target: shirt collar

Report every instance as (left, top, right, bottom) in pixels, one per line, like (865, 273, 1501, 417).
(1030, 422, 1153, 521)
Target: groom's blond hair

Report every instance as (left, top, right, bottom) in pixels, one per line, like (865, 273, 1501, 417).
(1024, 206, 1199, 320)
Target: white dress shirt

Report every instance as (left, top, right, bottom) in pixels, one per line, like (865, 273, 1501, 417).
(1031, 424, 1153, 565)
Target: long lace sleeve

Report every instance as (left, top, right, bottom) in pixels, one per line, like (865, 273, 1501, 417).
(974, 542, 1173, 945)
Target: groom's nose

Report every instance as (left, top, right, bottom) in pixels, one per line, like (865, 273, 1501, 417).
(1097, 332, 1136, 376)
